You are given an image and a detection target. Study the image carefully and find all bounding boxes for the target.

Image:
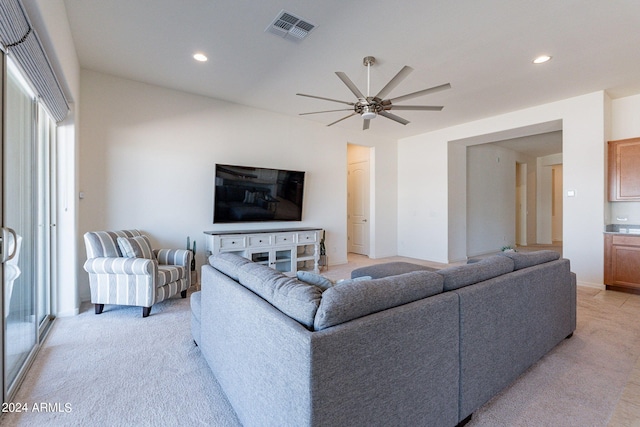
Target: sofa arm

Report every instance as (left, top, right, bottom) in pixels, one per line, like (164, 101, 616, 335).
(83, 257, 155, 275)
(155, 249, 192, 267)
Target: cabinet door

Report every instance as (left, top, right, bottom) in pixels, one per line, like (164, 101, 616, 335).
(609, 138, 640, 201)
(271, 247, 294, 273)
(249, 250, 270, 266)
(607, 235, 640, 290)
(610, 245, 640, 289)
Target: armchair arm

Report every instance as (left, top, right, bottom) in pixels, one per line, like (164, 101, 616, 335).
(83, 257, 155, 275)
(155, 249, 192, 267)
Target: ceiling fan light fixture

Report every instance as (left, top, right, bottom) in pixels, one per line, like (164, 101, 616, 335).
(193, 53, 208, 62)
(361, 105, 377, 120)
(533, 55, 552, 64)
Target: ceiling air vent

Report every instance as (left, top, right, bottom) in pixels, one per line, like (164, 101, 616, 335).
(266, 10, 316, 41)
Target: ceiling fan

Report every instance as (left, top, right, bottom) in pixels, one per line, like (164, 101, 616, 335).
(297, 56, 451, 130)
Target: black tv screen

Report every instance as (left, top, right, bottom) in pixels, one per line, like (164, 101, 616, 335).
(213, 164, 305, 223)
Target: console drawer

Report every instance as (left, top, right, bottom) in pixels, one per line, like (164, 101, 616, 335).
(297, 231, 318, 243)
(219, 236, 246, 249)
(274, 233, 295, 246)
(248, 235, 272, 247)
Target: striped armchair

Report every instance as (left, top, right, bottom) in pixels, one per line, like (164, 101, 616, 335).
(83, 230, 192, 317)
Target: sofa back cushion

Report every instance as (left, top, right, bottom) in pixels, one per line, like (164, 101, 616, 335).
(438, 256, 514, 291)
(498, 250, 560, 270)
(314, 270, 444, 331)
(238, 262, 322, 329)
(209, 252, 251, 281)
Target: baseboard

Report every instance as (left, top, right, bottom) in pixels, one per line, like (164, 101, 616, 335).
(56, 307, 80, 317)
(577, 282, 605, 290)
(328, 257, 349, 266)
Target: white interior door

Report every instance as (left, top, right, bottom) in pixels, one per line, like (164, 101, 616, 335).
(552, 165, 563, 242)
(347, 159, 370, 255)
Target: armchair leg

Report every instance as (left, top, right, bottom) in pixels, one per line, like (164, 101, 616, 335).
(142, 306, 152, 318)
(95, 304, 104, 315)
(181, 290, 187, 298)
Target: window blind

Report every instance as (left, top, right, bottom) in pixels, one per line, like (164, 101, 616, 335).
(0, 0, 69, 122)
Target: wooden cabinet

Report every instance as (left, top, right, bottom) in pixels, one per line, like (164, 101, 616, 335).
(204, 228, 321, 275)
(604, 233, 640, 292)
(608, 137, 640, 201)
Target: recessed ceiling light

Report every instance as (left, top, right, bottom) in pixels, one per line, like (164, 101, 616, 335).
(533, 55, 552, 64)
(193, 53, 208, 62)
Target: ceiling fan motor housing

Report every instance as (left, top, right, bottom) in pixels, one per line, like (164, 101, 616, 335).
(359, 102, 382, 119)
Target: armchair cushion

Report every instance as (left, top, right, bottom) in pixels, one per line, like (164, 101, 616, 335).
(117, 235, 156, 260)
(158, 265, 187, 287)
(155, 248, 191, 267)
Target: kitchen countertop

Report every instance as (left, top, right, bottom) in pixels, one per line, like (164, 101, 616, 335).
(604, 224, 640, 234)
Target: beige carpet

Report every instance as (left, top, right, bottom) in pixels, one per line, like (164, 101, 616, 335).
(2, 259, 640, 426)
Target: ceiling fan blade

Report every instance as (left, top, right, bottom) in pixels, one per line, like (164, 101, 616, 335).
(375, 65, 413, 100)
(385, 105, 444, 111)
(327, 112, 357, 127)
(379, 111, 410, 125)
(335, 72, 366, 100)
(299, 108, 354, 116)
(296, 93, 355, 106)
(363, 119, 371, 130)
(387, 83, 451, 104)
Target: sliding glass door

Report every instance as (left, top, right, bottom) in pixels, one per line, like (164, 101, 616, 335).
(2, 54, 55, 401)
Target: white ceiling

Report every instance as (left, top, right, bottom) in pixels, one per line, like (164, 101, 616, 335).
(493, 131, 562, 158)
(62, 0, 640, 140)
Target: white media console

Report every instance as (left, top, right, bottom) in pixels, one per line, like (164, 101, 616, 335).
(204, 227, 322, 275)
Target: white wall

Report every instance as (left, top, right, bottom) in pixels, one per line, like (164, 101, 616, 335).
(466, 144, 517, 256)
(78, 70, 397, 300)
(399, 92, 607, 286)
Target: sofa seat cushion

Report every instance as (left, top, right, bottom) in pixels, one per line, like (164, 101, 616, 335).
(438, 256, 514, 291)
(190, 291, 201, 345)
(498, 250, 560, 270)
(209, 252, 251, 281)
(351, 261, 438, 279)
(191, 291, 201, 322)
(238, 262, 322, 329)
(314, 270, 444, 331)
(157, 265, 186, 287)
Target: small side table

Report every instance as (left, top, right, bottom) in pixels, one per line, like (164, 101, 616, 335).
(191, 270, 199, 291)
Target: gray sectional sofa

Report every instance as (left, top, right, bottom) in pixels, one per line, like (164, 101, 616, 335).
(192, 250, 576, 427)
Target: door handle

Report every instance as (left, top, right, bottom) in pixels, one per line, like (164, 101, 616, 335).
(1, 227, 18, 263)
(363, 219, 367, 222)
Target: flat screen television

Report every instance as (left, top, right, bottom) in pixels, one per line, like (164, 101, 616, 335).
(213, 164, 305, 223)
